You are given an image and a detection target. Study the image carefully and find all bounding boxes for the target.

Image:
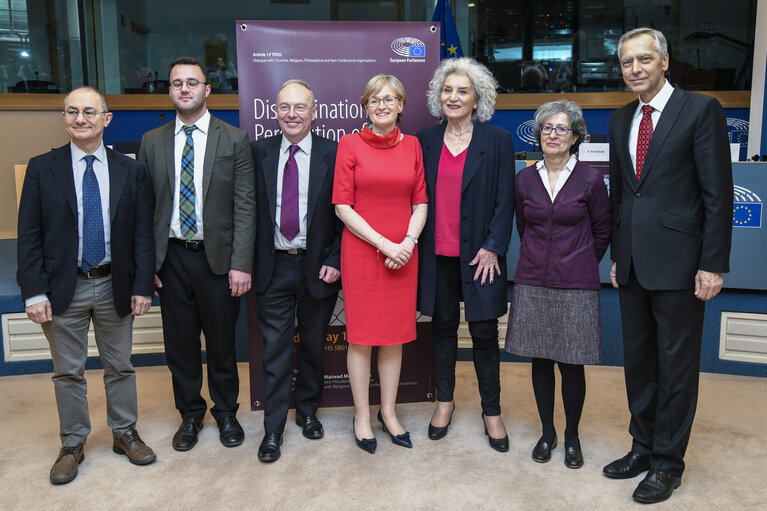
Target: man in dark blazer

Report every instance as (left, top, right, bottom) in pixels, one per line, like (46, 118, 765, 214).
(17, 86, 156, 485)
(250, 80, 341, 462)
(604, 28, 733, 503)
(139, 57, 256, 451)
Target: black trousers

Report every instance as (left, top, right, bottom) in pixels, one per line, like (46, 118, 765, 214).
(257, 252, 337, 434)
(158, 241, 240, 421)
(618, 265, 705, 477)
(431, 256, 501, 416)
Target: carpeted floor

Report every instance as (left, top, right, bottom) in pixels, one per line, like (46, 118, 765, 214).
(0, 361, 765, 510)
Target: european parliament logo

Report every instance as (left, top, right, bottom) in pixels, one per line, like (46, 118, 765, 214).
(733, 185, 762, 228)
(391, 37, 426, 58)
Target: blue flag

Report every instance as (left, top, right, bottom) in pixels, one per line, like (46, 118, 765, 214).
(432, 0, 463, 59)
(733, 203, 763, 228)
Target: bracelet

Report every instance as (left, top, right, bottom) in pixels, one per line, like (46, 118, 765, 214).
(405, 234, 418, 245)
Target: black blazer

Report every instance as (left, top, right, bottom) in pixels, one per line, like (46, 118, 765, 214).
(251, 134, 342, 299)
(17, 144, 154, 317)
(609, 88, 733, 289)
(416, 122, 516, 321)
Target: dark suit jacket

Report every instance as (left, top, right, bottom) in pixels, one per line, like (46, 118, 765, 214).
(139, 115, 256, 274)
(416, 122, 516, 321)
(251, 134, 342, 298)
(609, 88, 733, 289)
(17, 144, 154, 317)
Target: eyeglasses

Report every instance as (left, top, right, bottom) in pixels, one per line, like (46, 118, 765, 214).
(278, 104, 311, 114)
(64, 108, 107, 120)
(540, 125, 574, 136)
(170, 79, 207, 90)
(368, 96, 399, 108)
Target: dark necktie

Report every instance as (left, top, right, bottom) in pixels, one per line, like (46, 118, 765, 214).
(81, 154, 105, 272)
(179, 125, 197, 239)
(635, 104, 654, 180)
(280, 144, 300, 241)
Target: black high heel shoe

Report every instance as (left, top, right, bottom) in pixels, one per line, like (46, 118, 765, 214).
(353, 418, 376, 454)
(377, 410, 412, 448)
(428, 402, 455, 440)
(481, 412, 509, 453)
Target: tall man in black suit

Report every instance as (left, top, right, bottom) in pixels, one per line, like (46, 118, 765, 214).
(18, 87, 156, 485)
(250, 80, 341, 462)
(139, 57, 256, 451)
(604, 28, 733, 503)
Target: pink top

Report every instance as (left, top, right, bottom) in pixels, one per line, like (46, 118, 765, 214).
(434, 143, 466, 257)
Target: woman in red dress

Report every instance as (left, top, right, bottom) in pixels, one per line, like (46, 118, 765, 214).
(333, 74, 428, 453)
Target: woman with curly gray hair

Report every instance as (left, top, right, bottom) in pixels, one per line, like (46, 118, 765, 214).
(505, 99, 611, 469)
(416, 58, 515, 452)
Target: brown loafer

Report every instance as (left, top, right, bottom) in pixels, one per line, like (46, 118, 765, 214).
(50, 443, 84, 485)
(113, 428, 157, 465)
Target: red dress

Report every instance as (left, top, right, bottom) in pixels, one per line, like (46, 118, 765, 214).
(332, 129, 428, 345)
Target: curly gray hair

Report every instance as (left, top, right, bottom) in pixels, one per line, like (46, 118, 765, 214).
(426, 57, 498, 123)
(533, 100, 589, 154)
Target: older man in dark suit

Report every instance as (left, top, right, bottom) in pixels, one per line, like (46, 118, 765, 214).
(17, 86, 156, 485)
(604, 28, 733, 503)
(139, 57, 256, 451)
(251, 80, 341, 462)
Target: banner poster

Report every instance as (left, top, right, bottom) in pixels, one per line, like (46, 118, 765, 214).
(236, 21, 441, 410)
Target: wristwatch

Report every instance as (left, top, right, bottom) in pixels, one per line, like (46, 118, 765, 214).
(405, 235, 418, 245)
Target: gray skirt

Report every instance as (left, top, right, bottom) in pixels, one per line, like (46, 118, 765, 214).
(504, 284, 602, 365)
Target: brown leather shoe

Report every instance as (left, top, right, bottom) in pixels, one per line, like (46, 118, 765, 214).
(50, 443, 84, 485)
(113, 428, 157, 465)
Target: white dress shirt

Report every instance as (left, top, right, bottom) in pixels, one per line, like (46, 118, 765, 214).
(170, 109, 210, 240)
(25, 141, 112, 307)
(536, 155, 577, 201)
(274, 133, 312, 250)
(629, 79, 674, 171)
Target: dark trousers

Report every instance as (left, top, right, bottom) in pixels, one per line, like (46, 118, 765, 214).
(618, 265, 705, 477)
(431, 255, 501, 416)
(158, 241, 240, 421)
(257, 252, 338, 434)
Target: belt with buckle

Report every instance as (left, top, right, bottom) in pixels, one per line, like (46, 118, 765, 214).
(77, 264, 112, 278)
(276, 248, 306, 255)
(170, 238, 205, 251)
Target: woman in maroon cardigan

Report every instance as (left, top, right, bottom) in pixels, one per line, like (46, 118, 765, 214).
(505, 99, 611, 469)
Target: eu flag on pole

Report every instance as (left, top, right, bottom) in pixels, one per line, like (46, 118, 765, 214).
(433, 0, 463, 60)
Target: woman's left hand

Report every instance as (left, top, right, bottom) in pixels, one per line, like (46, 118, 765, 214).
(470, 248, 501, 285)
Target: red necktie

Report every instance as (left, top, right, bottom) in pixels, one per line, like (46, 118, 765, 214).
(280, 144, 300, 240)
(635, 104, 654, 180)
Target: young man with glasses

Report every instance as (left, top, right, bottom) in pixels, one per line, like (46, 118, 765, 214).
(18, 86, 156, 484)
(139, 56, 256, 452)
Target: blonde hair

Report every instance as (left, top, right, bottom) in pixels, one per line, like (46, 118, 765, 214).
(360, 74, 407, 123)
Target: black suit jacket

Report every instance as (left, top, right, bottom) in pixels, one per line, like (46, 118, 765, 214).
(609, 88, 733, 289)
(17, 144, 154, 317)
(251, 134, 342, 298)
(416, 122, 516, 321)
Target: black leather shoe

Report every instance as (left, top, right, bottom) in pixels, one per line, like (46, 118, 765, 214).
(564, 445, 584, 469)
(532, 434, 557, 463)
(172, 417, 203, 451)
(353, 418, 376, 454)
(257, 433, 283, 462)
(377, 410, 412, 448)
(295, 413, 324, 439)
(217, 416, 244, 447)
(481, 412, 509, 453)
(428, 402, 455, 441)
(632, 470, 681, 503)
(603, 450, 651, 479)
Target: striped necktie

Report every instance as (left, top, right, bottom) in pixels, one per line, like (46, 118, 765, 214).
(180, 125, 197, 239)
